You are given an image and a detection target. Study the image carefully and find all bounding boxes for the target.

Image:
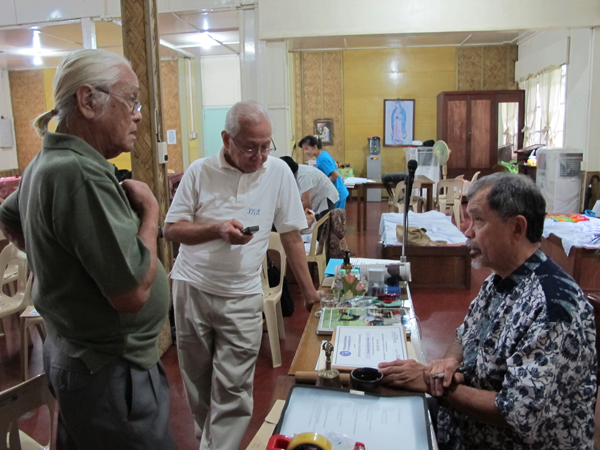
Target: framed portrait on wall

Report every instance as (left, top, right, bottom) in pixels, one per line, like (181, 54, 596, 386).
(314, 119, 333, 145)
(383, 99, 415, 147)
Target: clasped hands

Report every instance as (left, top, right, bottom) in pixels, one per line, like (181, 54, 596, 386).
(378, 357, 464, 398)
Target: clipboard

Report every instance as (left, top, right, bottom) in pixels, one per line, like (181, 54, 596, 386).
(330, 325, 408, 371)
(274, 385, 433, 450)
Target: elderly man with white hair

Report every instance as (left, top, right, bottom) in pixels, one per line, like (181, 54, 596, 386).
(0, 49, 175, 449)
(164, 100, 321, 450)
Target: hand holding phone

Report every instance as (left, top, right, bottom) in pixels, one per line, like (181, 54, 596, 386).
(241, 225, 259, 235)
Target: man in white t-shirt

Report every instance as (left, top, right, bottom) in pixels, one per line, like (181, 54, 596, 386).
(163, 101, 320, 450)
(280, 156, 339, 220)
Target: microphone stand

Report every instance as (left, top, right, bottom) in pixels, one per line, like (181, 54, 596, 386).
(401, 170, 415, 263)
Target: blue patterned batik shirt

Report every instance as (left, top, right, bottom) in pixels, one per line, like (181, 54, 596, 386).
(437, 250, 597, 449)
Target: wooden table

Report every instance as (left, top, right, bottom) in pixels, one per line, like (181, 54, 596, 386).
(541, 234, 600, 293)
(289, 281, 424, 374)
(353, 176, 434, 231)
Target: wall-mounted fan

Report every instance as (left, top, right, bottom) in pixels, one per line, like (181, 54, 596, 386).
(433, 140, 451, 179)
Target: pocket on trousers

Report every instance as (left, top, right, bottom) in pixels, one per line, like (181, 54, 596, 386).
(50, 361, 94, 393)
(126, 365, 158, 422)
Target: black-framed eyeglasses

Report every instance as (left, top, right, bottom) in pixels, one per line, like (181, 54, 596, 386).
(94, 87, 142, 115)
(230, 136, 276, 156)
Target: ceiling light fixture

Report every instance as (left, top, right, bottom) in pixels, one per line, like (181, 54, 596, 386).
(196, 32, 217, 49)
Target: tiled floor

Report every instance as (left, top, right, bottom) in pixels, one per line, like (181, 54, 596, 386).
(1, 199, 598, 449)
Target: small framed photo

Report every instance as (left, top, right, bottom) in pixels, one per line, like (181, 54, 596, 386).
(383, 99, 415, 147)
(314, 119, 333, 145)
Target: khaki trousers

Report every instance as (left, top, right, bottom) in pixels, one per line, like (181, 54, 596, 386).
(173, 280, 263, 450)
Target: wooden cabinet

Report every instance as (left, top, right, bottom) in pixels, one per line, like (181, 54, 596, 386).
(437, 90, 525, 179)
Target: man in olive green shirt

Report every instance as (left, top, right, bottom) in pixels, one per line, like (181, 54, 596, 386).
(0, 49, 175, 449)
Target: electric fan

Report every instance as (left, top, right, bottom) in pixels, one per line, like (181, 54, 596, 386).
(433, 140, 451, 180)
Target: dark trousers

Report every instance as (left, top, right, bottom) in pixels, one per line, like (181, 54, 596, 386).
(43, 335, 176, 450)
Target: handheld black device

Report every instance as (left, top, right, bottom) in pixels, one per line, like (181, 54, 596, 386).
(242, 225, 259, 235)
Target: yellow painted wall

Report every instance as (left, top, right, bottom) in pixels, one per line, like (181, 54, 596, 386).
(344, 47, 456, 177)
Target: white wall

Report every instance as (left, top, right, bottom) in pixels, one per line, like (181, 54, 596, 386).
(200, 55, 241, 107)
(259, 0, 600, 40)
(517, 28, 600, 171)
(589, 29, 600, 170)
(264, 40, 291, 157)
(0, 70, 19, 171)
(515, 30, 569, 80)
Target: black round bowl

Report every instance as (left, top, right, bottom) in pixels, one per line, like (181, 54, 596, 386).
(350, 367, 383, 392)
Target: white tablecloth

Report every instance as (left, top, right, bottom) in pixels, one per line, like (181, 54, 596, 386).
(379, 211, 467, 246)
(542, 216, 600, 255)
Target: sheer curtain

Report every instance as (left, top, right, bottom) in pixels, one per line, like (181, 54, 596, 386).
(519, 77, 538, 147)
(539, 67, 563, 146)
(499, 102, 518, 149)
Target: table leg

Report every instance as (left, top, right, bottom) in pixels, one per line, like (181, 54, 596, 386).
(360, 185, 367, 231)
(426, 186, 433, 211)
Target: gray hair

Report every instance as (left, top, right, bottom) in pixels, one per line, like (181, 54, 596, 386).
(33, 49, 131, 137)
(224, 101, 272, 138)
(468, 172, 546, 243)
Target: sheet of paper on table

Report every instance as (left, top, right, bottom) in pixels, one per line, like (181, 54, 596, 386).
(278, 386, 432, 450)
(331, 325, 407, 371)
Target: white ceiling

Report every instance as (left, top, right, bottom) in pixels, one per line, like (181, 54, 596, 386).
(0, 8, 537, 71)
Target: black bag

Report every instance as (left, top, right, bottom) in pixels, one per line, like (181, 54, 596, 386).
(267, 256, 294, 317)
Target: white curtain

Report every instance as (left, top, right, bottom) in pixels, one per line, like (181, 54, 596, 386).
(541, 67, 563, 146)
(519, 77, 538, 147)
(499, 102, 518, 149)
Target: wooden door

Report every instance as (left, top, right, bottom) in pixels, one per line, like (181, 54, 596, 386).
(469, 95, 495, 172)
(445, 98, 468, 171)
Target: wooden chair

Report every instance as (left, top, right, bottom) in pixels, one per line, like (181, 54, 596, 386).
(435, 179, 464, 230)
(0, 244, 31, 338)
(0, 373, 56, 450)
(260, 232, 287, 368)
(306, 212, 331, 286)
(392, 181, 424, 214)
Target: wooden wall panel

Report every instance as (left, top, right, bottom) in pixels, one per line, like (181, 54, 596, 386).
(297, 51, 344, 165)
(458, 44, 517, 91)
(8, 70, 45, 172)
(160, 59, 183, 174)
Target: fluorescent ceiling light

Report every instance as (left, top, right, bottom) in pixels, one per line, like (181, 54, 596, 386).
(17, 29, 56, 57)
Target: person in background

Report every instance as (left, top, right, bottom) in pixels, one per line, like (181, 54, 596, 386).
(163, 101, 321, 450)
(280, 155, 339, 221)
(378, 173, 596, 450)
(299, 135, 349, 209)
(0, 49, 175, 449)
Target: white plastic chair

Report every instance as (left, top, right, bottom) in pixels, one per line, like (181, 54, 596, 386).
(435, 179, 464, 230)
(392, 180, 424, 213)
(0, 244, 31, 338)
(0, 373, 56, 450)
(260, 232, 287, 368)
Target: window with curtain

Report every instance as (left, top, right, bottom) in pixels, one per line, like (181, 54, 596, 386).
(519, 65, 567, 148)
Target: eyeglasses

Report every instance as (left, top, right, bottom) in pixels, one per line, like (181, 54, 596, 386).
(230, 136, 276, 156)
(94, 87, 142, 115)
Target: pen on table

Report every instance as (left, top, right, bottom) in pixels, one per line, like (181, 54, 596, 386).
(432, 367, 466, 380)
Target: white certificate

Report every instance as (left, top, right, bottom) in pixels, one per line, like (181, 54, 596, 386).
(332, 326, 407, 369)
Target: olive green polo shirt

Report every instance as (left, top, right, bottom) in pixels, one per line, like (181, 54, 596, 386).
(0, 132, 169, 373)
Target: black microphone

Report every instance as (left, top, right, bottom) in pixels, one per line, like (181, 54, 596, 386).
(406, 159, 418, 195)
